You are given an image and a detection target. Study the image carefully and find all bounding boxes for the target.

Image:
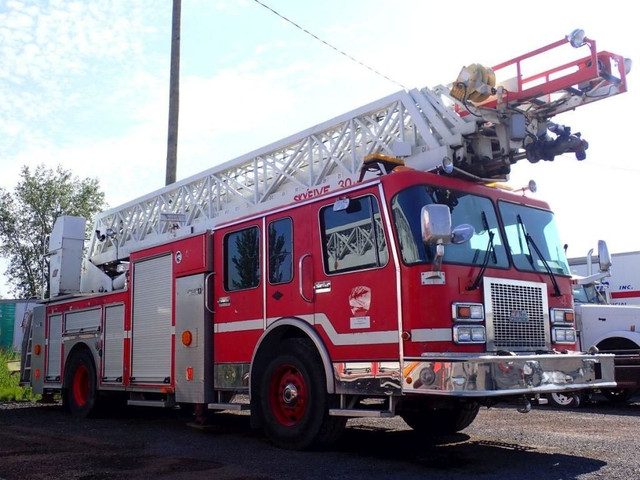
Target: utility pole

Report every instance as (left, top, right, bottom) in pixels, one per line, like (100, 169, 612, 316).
(165, 0, 181, 185)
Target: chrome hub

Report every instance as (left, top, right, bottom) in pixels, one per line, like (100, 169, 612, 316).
(282, 383, 298, 404)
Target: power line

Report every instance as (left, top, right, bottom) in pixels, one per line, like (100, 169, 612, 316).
(252, 0, 407, 90)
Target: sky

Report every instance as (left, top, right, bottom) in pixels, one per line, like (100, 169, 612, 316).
(0, 0, 637, 296)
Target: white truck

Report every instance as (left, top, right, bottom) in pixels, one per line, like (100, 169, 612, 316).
(551, 242, 640, 406)
(570, 250, 640, 306)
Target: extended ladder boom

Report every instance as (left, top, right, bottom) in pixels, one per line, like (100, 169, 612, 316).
(87, 30, 628, 270)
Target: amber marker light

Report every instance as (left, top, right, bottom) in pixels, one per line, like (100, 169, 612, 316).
(33, 344, 41, 356)
(181, 330, 193, 346)
(452, 303, 484, 321)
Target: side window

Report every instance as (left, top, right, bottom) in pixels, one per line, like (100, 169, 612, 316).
(224, 226, 260, 291)
(268, 218, 293, 284)
(320, 195, 389, 274)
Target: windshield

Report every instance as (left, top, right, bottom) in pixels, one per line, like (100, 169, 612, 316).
(573, 283, 608, 304)
(391, 185, 508, 267)
(499, 201, 570, 275)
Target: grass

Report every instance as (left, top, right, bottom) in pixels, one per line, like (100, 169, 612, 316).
(0, 348, 39, 402)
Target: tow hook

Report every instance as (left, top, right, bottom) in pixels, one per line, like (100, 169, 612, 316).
(517, 395, 532, 414)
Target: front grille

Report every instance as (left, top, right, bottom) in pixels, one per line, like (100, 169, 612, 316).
(484, 277, 549, 351)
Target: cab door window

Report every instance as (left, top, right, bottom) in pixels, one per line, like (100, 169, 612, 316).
(268, 218, 293, 285)
(319, 195, 388, 274)
(224, 226, 260, 291)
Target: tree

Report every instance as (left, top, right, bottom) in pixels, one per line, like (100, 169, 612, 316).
(230, 227, 260, 290)
(268, 220, 292, 284)
(0, 165, 106, 299)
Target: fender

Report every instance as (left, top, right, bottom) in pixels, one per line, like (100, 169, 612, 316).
(63, 341, 100, 387)
(590, 330, 640, 350)
(250, 317, 335, 395)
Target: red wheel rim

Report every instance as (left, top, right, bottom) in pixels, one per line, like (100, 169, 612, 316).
(269, 364, 308, 426)
(72, 364, 90, 407)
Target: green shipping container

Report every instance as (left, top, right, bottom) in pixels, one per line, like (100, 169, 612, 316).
(0, 303, 17, 350)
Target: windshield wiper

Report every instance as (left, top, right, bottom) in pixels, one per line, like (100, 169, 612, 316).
(516, 214, 562, 297)
(467, 211, 496, 291)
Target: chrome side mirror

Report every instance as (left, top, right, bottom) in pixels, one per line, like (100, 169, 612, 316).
(597, 240, 612, 273)
(421, 204, 452, 245)
(421, 204, 475, 245)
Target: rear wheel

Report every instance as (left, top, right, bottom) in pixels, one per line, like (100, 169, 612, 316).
(64, 350, 99, 417)
(259, 338, 346, 450)
(400, 399, 480, 435)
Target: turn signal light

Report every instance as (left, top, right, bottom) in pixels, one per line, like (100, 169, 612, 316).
(551, 308, 575, 325)
(33, 344, 41, 356)
(452, 303, 484, 322)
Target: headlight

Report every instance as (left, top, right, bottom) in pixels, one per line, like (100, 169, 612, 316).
(551, 308, 574, 325)
(454, 325, 486, 344)
(552, 327, 577, 344)
(452, 303, 484, 322)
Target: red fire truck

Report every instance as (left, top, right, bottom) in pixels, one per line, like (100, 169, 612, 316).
(21, 30, 630, 450)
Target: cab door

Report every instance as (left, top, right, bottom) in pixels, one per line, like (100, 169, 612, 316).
(264, 210, 314, 325)
(310, 191, 400, 361)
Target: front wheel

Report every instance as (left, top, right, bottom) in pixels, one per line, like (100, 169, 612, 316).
(63, 349, 99, 417)
(259, 338, 346, 450)
(548, 392, 581, 408)
(400, 400, 480, 435)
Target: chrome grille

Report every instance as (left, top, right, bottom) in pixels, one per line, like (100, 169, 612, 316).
(484, 277, 549, 351)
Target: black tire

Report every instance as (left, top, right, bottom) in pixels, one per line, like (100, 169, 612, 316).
(400, 400, 480, 435)
(259, 338, 346, 450)
(548, 392, 581, 408)
(63, 350, 99, 418)
(602, 388, 635, 404)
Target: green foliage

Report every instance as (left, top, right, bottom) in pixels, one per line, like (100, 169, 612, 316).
(0, 164, 106, 298)
(0, 348, 38, 402)
(230, 227, 260, 289)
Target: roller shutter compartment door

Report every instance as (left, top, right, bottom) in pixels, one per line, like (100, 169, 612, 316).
(131, 255, 173, 383)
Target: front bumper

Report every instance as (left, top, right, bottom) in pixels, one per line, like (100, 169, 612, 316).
(402, 352, 616, 397)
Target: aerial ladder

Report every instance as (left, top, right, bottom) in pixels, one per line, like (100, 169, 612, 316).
(83, 29, 629, 291)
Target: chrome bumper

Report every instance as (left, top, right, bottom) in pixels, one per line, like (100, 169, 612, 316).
(402, 352, 616, 397)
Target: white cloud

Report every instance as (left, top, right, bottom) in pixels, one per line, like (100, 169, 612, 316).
(0, 1, 168, 159)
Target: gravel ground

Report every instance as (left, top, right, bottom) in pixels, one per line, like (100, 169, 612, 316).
(0, 398, 639, 480)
